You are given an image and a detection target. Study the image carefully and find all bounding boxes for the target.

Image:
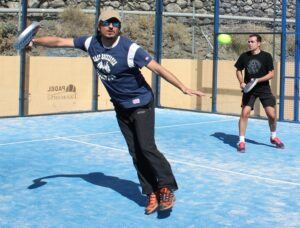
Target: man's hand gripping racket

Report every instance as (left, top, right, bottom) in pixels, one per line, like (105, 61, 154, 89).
(243, 78, 258, 93)
(14, 21, 40, 50)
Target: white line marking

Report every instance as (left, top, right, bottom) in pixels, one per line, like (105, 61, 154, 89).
(64, 130, 120, 138)
(0, 119, 235, 146)
(0, 137, 62, 146)
(0, 131, 298, 186)
(168, 159, 300, 187)
(157, 119, 235, 129)
(58, 137, 125, 152)
(58, 138, 300, 187)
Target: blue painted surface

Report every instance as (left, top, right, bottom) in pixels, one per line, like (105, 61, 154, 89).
(0, 109, 299, 227)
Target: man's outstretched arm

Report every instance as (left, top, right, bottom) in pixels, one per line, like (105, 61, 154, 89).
(146, 60, 205, 97)
(31, 37, 74, 48)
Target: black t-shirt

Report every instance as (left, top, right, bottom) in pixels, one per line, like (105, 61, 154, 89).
(235, 50, 274, 91)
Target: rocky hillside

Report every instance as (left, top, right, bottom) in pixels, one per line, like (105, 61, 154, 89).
(0, 0, 296, 19)
(0, 0, 296, 60)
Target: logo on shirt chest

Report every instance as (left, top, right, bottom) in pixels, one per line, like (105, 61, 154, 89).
(97, 61, 111, 74)
(93, 54, 118, 81)
(247, 59, 261, 74)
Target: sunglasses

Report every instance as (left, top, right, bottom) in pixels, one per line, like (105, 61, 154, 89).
(101, 20, 121, 28)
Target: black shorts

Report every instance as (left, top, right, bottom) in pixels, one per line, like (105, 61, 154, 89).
(242, 87, 276, 110)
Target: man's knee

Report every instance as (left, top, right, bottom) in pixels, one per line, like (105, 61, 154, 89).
(241, 107, 251, 119)
(265, 106, 276, 120)
(241, 112, 250, 119)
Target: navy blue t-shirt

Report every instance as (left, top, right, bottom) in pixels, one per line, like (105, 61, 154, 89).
(73, 35, 153, 108)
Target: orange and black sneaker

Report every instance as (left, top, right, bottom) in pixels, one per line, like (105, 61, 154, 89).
(270, 137, 285, 149)
(237, 141, 246, 153)
(158, 187, 176, 211)
(145, 192, 158, 215)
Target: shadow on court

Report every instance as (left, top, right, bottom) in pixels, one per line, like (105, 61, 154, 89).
(28, 172, 146, 207)
(211, 132, 275, 149)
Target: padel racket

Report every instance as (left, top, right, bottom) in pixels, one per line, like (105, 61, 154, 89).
(14, 21, 40, 50)
(243, 78, 258, 93)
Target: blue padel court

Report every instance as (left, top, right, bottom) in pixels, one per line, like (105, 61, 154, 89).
(0, 109, 299, 227)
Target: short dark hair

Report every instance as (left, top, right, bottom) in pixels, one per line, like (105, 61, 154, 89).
(249, 34, 262, 42)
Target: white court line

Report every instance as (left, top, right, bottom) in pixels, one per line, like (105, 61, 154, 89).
(61, 130, 120, 138)
(168, 159, 300, 187)
(0, 119, 235, 146)
(156, 119, 235, 129)
(58, 137, 125, 152)
(68, 119, 235, 137)
(59, 137, 300, 187)
(0, 137, 62, 146)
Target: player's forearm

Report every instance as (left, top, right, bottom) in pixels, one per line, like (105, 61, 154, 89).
(257, 71, 274, 83)
(147, 60, 186, 92)
(160, 70, 186, 91)
(236, 70, 244, 85)
(155, 65, 185, 91)
(32, 37, 74, 48)
(146, 60, 205, 97)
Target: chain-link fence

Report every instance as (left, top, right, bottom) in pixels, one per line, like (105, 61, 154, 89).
(0, 0, 298, 122)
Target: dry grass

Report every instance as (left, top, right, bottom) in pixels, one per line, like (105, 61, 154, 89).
(0, 20, 18, 55)
(219, 23, 296, 60)
(121, 15, 191, 57)
(164, 21, 190, 45)
(0, 11, 297, 59)
(230, 24, 274, 55)
(286, 35, 295, 58)
(55, 7, 94, 37)
(121, 15, 155, 53)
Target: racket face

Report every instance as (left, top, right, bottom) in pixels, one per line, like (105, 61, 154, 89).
(14, 21, 40, 50)
(243, 78, 258, 93)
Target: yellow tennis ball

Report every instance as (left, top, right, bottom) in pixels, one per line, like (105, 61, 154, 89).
(218, 34, 232, 45)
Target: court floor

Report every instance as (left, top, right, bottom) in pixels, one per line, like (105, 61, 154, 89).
(0, 109, 299, 227)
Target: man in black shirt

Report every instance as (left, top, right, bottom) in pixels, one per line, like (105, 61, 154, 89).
(234, 34, 284, 152)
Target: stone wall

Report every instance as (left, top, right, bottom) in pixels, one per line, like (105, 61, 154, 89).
(0, 0, 296, 19)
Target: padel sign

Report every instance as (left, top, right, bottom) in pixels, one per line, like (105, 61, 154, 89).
(47, 84, 77, 100)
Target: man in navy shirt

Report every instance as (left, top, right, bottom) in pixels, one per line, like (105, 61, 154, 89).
(30, 9, 205, 214)
(235, 34, 284, 153)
